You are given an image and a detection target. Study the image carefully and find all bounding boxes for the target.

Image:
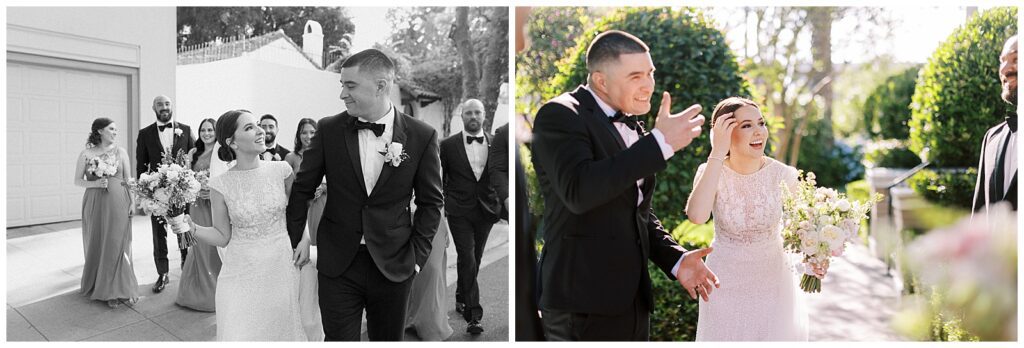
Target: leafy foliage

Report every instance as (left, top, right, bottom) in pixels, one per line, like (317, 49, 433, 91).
(863, 67, 920, 140)
(908, 7, 1017, 167)
(176, 7, 356, 58)
(863, 139, 922, 169)
(907, 168, 978, 210)
(649, 220, 714, 341)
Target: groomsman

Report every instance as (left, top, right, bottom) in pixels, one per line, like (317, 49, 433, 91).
(441, 99, 500, 334)
(136, 95, 195, 293)
(972, 34, 1018, 217)
(259, 114, 291, 161)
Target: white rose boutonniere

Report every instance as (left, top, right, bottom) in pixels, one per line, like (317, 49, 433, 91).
(173, 128, 183, 137)
(379, 142, 409, 167)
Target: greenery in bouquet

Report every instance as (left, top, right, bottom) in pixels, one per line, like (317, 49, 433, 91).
(780, 171, 882, 293)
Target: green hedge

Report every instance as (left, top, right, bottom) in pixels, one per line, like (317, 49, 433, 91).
(864, 67, 921, 140)
(908, 7, 1017, 167)
(795, 117, 865, 189)
(863, 140, 922, 169)
(548, 7, 749, 230)
(907, 168, 978, 210)
(649, 220, 714, 341)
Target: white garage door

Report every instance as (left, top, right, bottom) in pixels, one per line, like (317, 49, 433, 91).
(7, 60, 130, 227)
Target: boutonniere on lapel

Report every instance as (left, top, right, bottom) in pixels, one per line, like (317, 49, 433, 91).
(379, 142, 409, 167)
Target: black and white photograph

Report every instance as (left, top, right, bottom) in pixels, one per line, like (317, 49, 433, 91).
(6, 5, 509, 342)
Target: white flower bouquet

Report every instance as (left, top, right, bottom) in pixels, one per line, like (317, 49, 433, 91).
(128, 149, 209, 250)
(780, 171, 881, 293)
(86, 153, 119, 178)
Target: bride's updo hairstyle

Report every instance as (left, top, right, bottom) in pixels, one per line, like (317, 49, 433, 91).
(711, 97, 761, 156)
(215, 109, 252, 162)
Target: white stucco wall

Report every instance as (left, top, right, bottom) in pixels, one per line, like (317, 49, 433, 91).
(247, 38, 319, 71)
(178, 57, 375, 152)
(7, 6, 177, 144)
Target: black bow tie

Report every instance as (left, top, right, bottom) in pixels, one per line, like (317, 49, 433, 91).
(158, 123, 173, 132)
(1006, 112, 1018, 133)
(353, 119, 385, 137)
(466, 136, 484, 144)
(265, 147, 278, 155)
(611, 111, 641, 131)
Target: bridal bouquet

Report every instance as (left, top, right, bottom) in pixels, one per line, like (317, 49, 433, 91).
(86, 153, 119, 178)
(780, 171, 880, 293)
(128, 149, 208, 250)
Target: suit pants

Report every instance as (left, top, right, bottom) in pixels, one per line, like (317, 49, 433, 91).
(448, 205, 494, 321)
(150, 215, 187, 274)
(541, 294, 650, 341)
(319, 245, 414, 341)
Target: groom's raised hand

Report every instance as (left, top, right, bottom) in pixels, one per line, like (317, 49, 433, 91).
(675, 247, 720, 302)
(654, 91, 705, 152)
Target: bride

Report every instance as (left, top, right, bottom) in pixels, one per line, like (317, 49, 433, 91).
(170, 109, 310, 341)
(684, 97, 808, 341)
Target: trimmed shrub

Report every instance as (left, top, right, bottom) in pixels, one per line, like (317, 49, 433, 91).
(649, 220, 714, 341)
(908, 7, 1017, 167)
(863, 139, 923, 169)
(907, 168, 978, 210)
(548, 7, 749, 230)
(864, 67, 921, 140)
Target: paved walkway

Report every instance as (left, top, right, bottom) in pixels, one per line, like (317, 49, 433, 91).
(806, 242, 906, 341)
(6, 217, 508, 341)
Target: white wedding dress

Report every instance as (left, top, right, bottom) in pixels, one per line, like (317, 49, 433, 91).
(207, 161, 306, 341)
(694, 157, 809, 341)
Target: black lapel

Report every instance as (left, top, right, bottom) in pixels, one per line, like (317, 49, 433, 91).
(341, 113, 367, 198)
(454, 132, 477, 182)
(572, 86, 626, 151)
(370, 107, 406, 198)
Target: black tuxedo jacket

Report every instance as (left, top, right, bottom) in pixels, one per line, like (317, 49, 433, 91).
(531, 86, 686, 315)
(136, 122, 195, 177)
(440, 131, 500, 222)
(489, 123, 510, 220)
(263, 144, 291, 161)
(286, 109, 443, 282)
(972, 121, 1018, 212)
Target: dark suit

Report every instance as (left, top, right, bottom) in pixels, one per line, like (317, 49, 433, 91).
(262, 143, 291, 161)
(441, 131, 499, 321)
(136, 122, 195, 275)
(286, 108, 443, 341)
(489, 124, 510, 220)
(531, 86, 686, 340)
(972, 120, 1018, 213)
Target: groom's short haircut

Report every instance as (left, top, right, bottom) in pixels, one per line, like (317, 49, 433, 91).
(259, 114, 278, 126)
(341, 49, 396, 82)
(586, 30, 650, 73)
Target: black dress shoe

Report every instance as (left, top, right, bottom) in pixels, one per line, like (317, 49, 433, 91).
(467, 320, 484, 334)
(152, 274, 169, 293)
(455, 302, 465, 314)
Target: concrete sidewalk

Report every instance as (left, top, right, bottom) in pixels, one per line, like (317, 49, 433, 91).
(806, 242, 906, 341)
(6, 218, 508, 341)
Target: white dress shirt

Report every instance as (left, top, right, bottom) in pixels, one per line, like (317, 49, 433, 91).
(356, 105, 396, 245)
(463, 130, 489, 180)
(157, 121, 173, 152)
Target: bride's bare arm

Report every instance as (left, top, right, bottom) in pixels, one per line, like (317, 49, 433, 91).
(685, 160, 725, 224)
(189, 188, 231, 247)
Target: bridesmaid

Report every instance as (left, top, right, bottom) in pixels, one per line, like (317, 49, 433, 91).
(284, 118, 325, 341)
(74, 117, 139, 308)
(406, 213, 454, 341)
(177, 118, 223, 312)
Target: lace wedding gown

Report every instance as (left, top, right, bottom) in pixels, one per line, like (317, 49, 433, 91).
(694, 157, 809, 341)
(207, 161, 306, 341)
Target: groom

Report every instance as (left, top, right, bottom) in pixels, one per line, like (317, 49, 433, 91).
(286, 49, 443, 341)
(531, 30, 719, 341)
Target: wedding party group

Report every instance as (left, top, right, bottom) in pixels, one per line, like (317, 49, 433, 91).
(72, 48, 509, 341)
